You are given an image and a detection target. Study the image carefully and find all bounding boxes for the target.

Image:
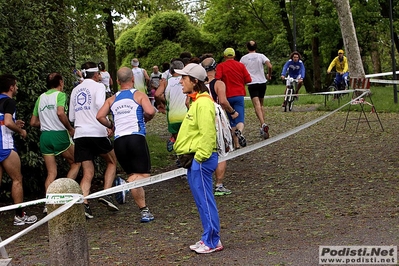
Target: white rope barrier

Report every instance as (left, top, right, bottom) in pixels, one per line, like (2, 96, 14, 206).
(0, 90, 370, 251)
(369, 79, 399, 85)
(0, 197, 79, 249)
(365, 71, 399, 78)
(0, 199, 46, 212)
(244, 89, 356, 101)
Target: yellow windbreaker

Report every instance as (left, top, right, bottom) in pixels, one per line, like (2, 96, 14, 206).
(173, 92, 217, 162)
(327, 56, 349, 73)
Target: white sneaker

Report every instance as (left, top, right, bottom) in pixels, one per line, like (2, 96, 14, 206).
(189, 240, 203, 251)
(14, 212, 38, 226)
(190, 240, 223, 253)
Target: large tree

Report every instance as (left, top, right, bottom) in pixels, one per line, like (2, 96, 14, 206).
(116, 11, 204, 69)
(332, 0, 365, 78)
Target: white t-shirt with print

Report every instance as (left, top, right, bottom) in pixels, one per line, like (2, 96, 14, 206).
(240, 52, 270, 84)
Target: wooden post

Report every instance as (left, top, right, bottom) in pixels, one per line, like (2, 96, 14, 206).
(47, 178, 89, 265)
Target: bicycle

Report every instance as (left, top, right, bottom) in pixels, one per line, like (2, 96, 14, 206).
(283, 77, 299, 112)
(327, 72, 349, 101)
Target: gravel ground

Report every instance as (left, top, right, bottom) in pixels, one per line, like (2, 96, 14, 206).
(1, 104, 398, 266)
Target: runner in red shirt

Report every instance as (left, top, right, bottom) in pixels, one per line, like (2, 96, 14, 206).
(215, 48, 251, 148)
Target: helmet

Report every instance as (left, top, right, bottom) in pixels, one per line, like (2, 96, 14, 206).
(338, 49, 344, 54)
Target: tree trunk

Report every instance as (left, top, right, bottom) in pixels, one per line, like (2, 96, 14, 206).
(279, 0, 294, 52)
(379, 0, 399, 54)
(104, 8, 117, 94)
(370, 39, 382, 75)
(49, 0, 69, 72)
(311, 0, 321, 92)
(332, 0, 365, 78)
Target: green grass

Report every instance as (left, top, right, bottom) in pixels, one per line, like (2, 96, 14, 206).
(148, 84, 399, 168)
(260, 84, 399, 113)
(146, 134, 175, 168)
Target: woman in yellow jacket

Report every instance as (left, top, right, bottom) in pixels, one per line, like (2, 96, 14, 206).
(174, 63, 223, 254)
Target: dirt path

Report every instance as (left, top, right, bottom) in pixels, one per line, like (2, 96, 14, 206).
(1, 105, 398, 265)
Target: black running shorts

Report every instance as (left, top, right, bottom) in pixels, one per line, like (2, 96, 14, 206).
(74, 137, 113, 162)
(248, 83, 267, 99)
(114, 134, 151, 174)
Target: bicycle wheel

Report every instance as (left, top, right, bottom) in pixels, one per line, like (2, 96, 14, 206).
(288, 99, 294, 111)
(284, 100, 288, 112)
(328, 85, 337, 100)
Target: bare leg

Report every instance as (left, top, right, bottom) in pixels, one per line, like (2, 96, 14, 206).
(80, 160, 95, 204)
(128, 173, 150, 209)
(43, 155, 57, 192)
(61, 145, 81, 180)
(215, 161, 226, 187)
(2, 151, 23, 204)
(296, 81, 303, 94)
(99, 150, 117, 190)
(251, 97, 265, 126)
(231, 127, 239, 148)
(236, 122, 244, 133)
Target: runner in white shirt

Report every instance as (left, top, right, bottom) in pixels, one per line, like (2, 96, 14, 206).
(30, 73, 80, 215)
(69, 61, 119, 219)
(131, 58, 150, 94)
(240, 40, 272, 140)
(154, 59, 186, 152)
(98, 61, 113, 97)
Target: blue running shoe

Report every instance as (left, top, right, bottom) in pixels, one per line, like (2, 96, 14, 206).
(140, 208, 155, 223)
(113, 175, 128, 204)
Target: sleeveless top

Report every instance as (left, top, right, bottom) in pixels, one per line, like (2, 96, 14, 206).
(132, 68, 147, 93)
(110, 89, 146, 139)
(0, 94, 16, 149)
(207, 79, 218, 103)
(165, 76, 187, 124)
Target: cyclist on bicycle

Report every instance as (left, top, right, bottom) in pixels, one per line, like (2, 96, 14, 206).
(327, 49, 349, 90)
(280, 51, 305, 107)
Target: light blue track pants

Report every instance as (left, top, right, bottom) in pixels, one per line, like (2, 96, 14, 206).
(187, 152, 220, 248)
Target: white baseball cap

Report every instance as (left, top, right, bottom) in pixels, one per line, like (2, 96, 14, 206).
(174, 63, 207, 81)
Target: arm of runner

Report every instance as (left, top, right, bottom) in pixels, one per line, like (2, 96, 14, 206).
(265, 61, 272, 81)
(30, 115, 40, 128)
(4, 113, 26, 138)
(143, 69, 150, 88)
(154, 78, 166, 103)
(136, 91, 156, 122)
(30, 98, 40, 127)
(57, 106, 74, 137)
(69, 91, 75, 123)
(96, 97, 113, 129)
(154, 78, 167, 113)
(215, 80, 238, 119)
